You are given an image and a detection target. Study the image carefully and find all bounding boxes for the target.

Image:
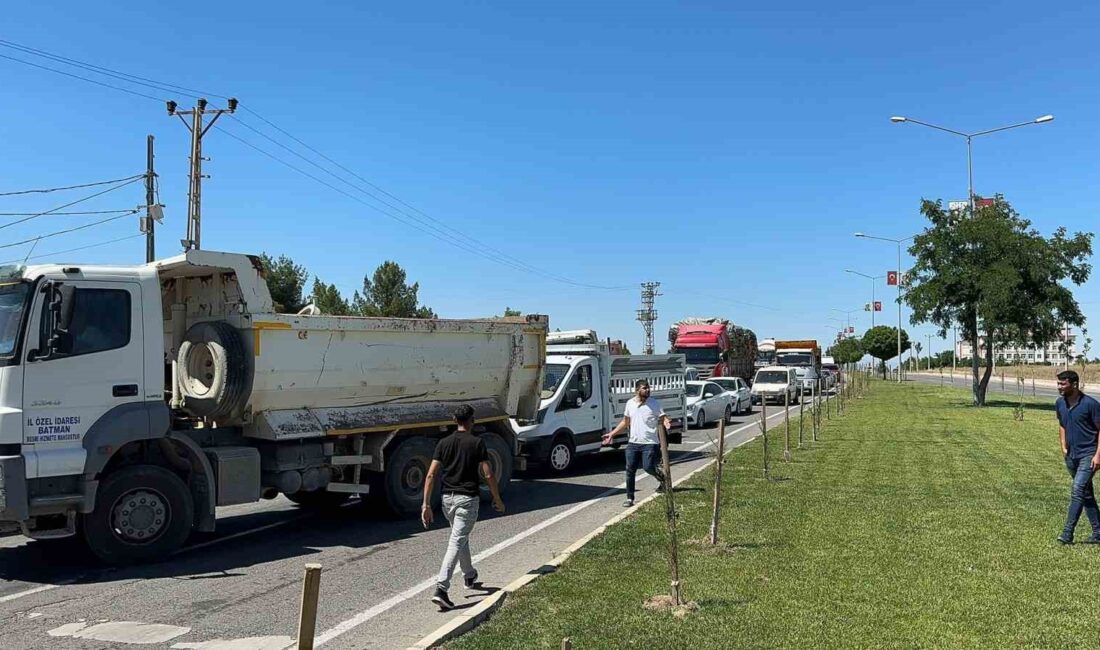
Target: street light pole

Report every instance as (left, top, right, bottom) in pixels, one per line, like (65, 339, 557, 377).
(854, 234, 914, 383)
(891, 113, 1053, 404)
(844, 270, 883, 328)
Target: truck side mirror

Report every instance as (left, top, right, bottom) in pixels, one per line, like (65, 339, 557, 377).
(32, 283, 75, 362)
(56, 284, 75, 332)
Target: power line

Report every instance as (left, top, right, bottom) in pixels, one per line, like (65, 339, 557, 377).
(0, 39, 631, 290)
(0, 38, 226, 100)
(0, 209, 138, 216)
(0, 173, 144, 197)
(0, 52, 163, 102)
(0, 177, 144, 231)
(0, 211, 138, 251)
(0, 233, 144, 266)
(229, 114, 623, 290)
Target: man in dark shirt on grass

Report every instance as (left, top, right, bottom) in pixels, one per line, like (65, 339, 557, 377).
(422, 404, 506, 610)
(1055, 370, 1100, 544)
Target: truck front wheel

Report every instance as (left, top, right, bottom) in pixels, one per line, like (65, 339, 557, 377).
(82, 465, 195, 565)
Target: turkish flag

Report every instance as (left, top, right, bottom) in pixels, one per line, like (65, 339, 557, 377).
(874, 301, 882, 312)
(887, 271, 898, 286)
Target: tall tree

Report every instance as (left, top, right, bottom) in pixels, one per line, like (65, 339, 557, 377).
(352, 261, 437, 318)
(862, 326, 911, 378)
(906, 199, 1092, 405)
(827, 337, 864, 365)
(311, 278, 352, 316)
(261, 253, 309, 313)
(502, 307, 522, 317)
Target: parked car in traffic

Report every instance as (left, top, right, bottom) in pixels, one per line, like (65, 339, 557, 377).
(711, 376, 752, 415)
(685, 380, 734, 428)
(794, 366, 821, 394)
(821, 362, 842, 385)
(751, 366, 799, 405)
(820, 369, 837, 391)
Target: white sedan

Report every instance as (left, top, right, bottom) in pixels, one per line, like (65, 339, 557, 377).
(711, 376, 752, 415)
(685, 380, 734, 428)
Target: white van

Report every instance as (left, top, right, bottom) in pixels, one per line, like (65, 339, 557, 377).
(512, 330, 687, 473)
(750, 366, 799, 405)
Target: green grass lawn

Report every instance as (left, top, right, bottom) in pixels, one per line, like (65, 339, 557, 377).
(448, 381, 1095, 649)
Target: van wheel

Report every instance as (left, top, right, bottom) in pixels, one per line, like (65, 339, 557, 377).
(546, 434, 575, 474)
(479, 432, 513, 501)
(82, 465, 194, 565)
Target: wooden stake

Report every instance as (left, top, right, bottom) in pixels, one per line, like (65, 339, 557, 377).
(783, 390, 791, 462)
(709, 418, 727, 545)
(658, 424, 682, 606)
(798, 386, 804, 448)
(760, 398, 769, 479)
(297, 564, 323, 650)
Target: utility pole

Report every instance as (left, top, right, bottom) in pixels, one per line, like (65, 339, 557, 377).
(927, 333, 932, 371)
(167, 97, 237, 251)
(140, 135, 163, 263)
(637, 282, 661, 355)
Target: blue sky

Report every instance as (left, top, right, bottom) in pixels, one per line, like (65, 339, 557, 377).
(1, 1, 1097, 361)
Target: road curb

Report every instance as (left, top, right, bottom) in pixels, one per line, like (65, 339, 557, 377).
(406, 421, 776, 650)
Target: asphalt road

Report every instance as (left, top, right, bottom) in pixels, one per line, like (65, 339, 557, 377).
(909, 372, 1061, 400)
(0, 397, 825, 650)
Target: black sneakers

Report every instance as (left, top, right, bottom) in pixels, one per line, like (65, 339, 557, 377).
(464, 570, 481, 589)
(1084, 533, 1100, 545)
(1058, 534, 1073, 545)
(431, 587, 455, 611)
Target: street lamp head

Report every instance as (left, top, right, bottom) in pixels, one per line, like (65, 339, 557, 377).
(890, 116, 907, 123)
(854, 232, 866, 238)
(1035, 114, 1054, 124)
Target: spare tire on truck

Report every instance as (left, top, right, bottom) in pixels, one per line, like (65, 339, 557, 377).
(177, 321, 250, 421)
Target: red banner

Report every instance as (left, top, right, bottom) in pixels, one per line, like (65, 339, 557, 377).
(874, 301, 882, 312)
(886, 271, 898, 286)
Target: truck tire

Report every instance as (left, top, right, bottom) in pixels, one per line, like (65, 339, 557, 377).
(479, 432, 513, 501)
(177, 321, 249, 420)
(383, 437, 438, 517)
(82, 465, 194, 565)
(546, 433, 575, 474)
(286, 491, 350, 510)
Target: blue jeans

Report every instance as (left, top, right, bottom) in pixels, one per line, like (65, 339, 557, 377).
(625, 443, 664, 500)
(1063, 455, 1100, 538)
(436, 493, 479, 591)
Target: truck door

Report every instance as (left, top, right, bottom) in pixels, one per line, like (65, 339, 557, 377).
(22, 281, 144, 479)
(557, 361, 603, 452)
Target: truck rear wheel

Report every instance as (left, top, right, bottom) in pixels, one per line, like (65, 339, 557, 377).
(480, 432, 513, 500)
(82, 465, 194, 565)
(383, 437, 437, 517)
(177, 320, 250, 420)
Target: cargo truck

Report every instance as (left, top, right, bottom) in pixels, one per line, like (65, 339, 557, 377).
(512, 330, 685, 473)
(775, 340, 822, 394)
(667, 318, 757, 381)
(0, 250, 546, 563)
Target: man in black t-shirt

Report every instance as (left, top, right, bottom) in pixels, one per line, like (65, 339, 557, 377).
(422, 404, 506, 611)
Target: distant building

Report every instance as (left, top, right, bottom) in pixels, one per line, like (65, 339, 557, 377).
(955, 329, 1076, 365)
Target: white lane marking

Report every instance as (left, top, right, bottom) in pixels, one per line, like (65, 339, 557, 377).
(311, 403, 799, 647)
(48, 620, 191, 644)
(0, 584, 58, 604)
(173, 636, 295, 649)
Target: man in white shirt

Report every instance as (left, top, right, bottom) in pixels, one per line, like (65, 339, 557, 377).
(603, 379, 674, 507)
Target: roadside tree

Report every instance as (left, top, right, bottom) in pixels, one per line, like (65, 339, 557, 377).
(261, 253, 309, 313)
(905, 199, 1092, 405)
(352, 261, 437, 318)
(312, 279, 352, 315)
(862, 326, 911, 379)
(827, 337, 864, 365)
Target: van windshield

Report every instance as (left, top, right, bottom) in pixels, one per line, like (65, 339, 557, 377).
(755, 371, 789, 384)
(542, 364, 570, 399)
(0, 281, 30, 361)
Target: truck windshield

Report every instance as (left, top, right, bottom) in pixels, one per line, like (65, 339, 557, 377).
(755, 371, 789, 384)
(542, 363, 570, 399)
(776, 352, 813, 367)
(756, 351, 775, 365)
(676, 348, 719, 366)
(0, 281, 30, 361)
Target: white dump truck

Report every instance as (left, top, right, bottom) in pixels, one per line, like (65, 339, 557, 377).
(0, 250, 546, 563)
(511, 330, 686, 473)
